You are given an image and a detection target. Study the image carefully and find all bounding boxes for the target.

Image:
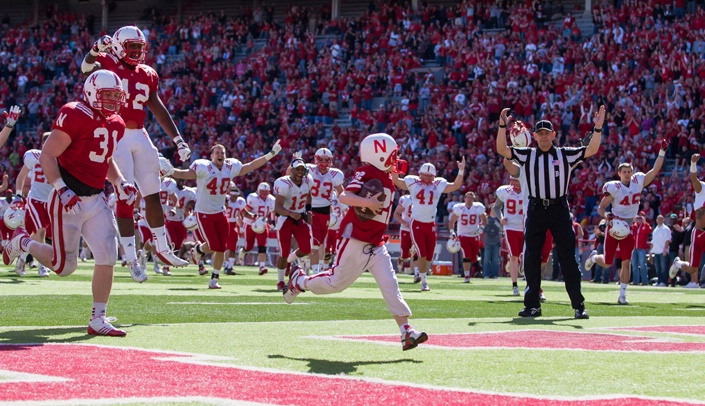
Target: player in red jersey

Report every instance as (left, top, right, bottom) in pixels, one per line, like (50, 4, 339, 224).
(282, 133, 428, 351)
(3, 70, 137, 336)
(81, 26, 190, 282)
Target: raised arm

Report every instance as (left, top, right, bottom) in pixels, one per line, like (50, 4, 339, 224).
(691, 154, 702, 193)
(391, 172, 408, 190)
(238, 140, 282, 176)
(0, 105, 20, 149)
(584, 105, 605, 158)
(171, 168, 198, 180)
(80, 35, 112, 76)
(443, 157, 466, 193)
(503, 158, 520, 177)
(643, 139, 668, 186)
(496, 108, 512, 159)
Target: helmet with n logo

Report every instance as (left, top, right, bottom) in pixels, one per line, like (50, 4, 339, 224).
(360, 133, 399, 172)
(83, 70, 125, 117)
(315, 148, 333, 171)
(111, 26, 148, 66)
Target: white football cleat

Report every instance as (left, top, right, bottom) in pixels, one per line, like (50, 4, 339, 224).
(513, 286, 520, 296)
(3, 228, 29, 266)
(162, 266, 172, 276)
(38, 266, 50, 277)
(153, 262, 162, 275)
(684, 282, 700, 289)
(669, 257, 681, 279)
(237, 247, 245, 265)
(401, 328, 428, 351)
(539, 290, 547, 302)
(15, 257, 26, 276)
(421, 282, 430, 292)
(190, 247, 204, 265)
(584, 250, 597, 271)
(208, 278, 221, 289)
(127, 260, 147, 283)
(156, 249, 188, 267)
(283, 266, 306, 304)
(617, 296, 629, 305)
(137, 249, 147, 270)
(87, 316, 126, 337)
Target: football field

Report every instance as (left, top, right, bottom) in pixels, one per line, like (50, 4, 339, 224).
(1, 262, 704, 405)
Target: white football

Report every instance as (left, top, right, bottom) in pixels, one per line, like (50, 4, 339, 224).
(446, 238, 461, 254)
(608, 219, 630, 241)
(182, 215, 198, 231)
(251, 216, 267, 234)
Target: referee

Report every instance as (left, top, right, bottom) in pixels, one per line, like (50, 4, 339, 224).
(496, 106, 605, 319)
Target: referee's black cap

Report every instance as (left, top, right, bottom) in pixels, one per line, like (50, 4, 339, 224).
(534, 120, 554, 132)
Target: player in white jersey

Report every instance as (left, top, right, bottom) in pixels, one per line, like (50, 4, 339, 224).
(14, 133, 52, 277)
(168, 142, 281, 289)
(669, 154, 705, 288)
(585, 143, 666, 304)
(392, 192, 415, 276)
(0, 192, 11, 248)
(273, 158, 313, 289)
(393, 159, 466, 291)
(325, 192, 348, 267)
(224, 184, 246, 275)
(133, 193, 165, 274)
(304, 148, 345, 275)
(172, 184, 197, 260)
(449, 191, 487, 282)
(494, 176, 524, 295)
(238, 182, 276, 277)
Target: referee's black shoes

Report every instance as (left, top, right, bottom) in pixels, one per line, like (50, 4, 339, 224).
(518, 307, 542, 317)
(574, 307, 590, 319)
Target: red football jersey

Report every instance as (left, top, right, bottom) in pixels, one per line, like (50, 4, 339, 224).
(95, 52, 159, 127)
(52, 101, 126, 189)
(339, 164, 395, 246)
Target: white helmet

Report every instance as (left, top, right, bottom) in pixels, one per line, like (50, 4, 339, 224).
(315, 148, 333, 170)
(360, 133, 399, 172)
(251, 216, 267, 234)
(446, 238, 461, 254)
(3, 205, 25, 230)
(257, 182, 271, 199)
(159, 157, 174, 177)
(609, 219, 630, 240)
(510, 120, 532, 148)
(111, 26, 148, 66)
(183, 215, 198, 231)
(419, 163, 437, 184)
(83, 70, 125, 117)
(328, 213, 339, 228)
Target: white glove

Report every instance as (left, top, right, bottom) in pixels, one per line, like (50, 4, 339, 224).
(265, 139, 282, 160)
(292, 150, 303, 160)
(3, 105, 21, 128)
(174, 136, 191, 162)
(116, 181, 138, 205)
(92, 35, 113, 53)
(450, 231, 457, 239)
(159, 156, 174, 177)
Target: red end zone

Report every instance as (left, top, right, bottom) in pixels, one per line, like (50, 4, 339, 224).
(0, 343, 699, 405)
(343, 330, 705, 352)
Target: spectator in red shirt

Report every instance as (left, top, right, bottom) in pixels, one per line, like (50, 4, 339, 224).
(631, 212, 653, 285)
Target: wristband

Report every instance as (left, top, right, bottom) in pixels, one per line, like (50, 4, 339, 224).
(264, 151, 275, 161)
(173, 135, 184, 145)
(52, 179, 67, 191)
(499, 124, 506, 128)
(458, 170, 465, 176)
(89, 48, 99, 56)
(305, 204, 312, 212)
(593, 127, 602, 133)
(691, 161, 698, 173)
(658, 149, 666, 157)
(5, 123, 13, 129)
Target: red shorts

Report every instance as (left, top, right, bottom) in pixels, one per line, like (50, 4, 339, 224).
(688, 227, 705, 268)
(196, 211, 229, 253)
(504, 229, 524, 257)
(244, 223, 268, 251)
(459, 235, 481, 262)
(410, 219, 437, 261)
(226, 221, 240, 252)
(277, 217, 311, 258)
(165, 219, 187, 250)
(399, 230, 412, 259)
(541, 229, 554, 263)
(25, 198, 50, 235)
(603, 225, 634, 264)
(193, 228, 204, 244)
(0, 219, 12, 241)
(138, 223, 153, 245)
(326, 228, 338, 252)
(310, 211, 330, 248)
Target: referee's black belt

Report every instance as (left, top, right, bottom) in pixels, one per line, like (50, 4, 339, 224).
(529, 196, 566, 207)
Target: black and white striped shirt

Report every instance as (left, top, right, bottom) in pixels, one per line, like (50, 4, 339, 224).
(510, 146, 586, 199)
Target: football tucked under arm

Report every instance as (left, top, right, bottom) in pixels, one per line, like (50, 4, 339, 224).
(352, 179, 386, 222)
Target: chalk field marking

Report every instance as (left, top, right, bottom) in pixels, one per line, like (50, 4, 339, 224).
(0, 370, 70, 384)
(0, 397, 271, 406)
(166, 302, 310, 305)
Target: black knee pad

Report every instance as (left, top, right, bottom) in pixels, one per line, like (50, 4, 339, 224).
(257, 246, 267, 254)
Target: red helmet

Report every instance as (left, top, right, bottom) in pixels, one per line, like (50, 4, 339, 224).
(314, 148, 333, 171)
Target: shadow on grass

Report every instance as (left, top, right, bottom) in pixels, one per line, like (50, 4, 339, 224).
(0, 278, 26, 284)
(167, 288, 201, 291)
(0, 327, 97, 344)
(268, 354, 422, 375)
(253, 289, 281, 294)
(483, 318, 585, 329)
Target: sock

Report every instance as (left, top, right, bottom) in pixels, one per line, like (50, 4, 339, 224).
(464, 270, 470, 277)
(287, 250, 299, 263)
(120, 236, 137, 261)
(91, 302, 107, 320)
(259, 261, 265, 268)
(151, 226, 169, 252)
(312, 264, 320, 274)
(211, 271, 220, 278)
(228, 258, 236, 268)
(196, 244, 205, 255)
(318, 260, 324, 271)
(512, 282, 518, 288)
(620, 283, 627, 296)
(400, 324, 410, 334)
(21, 238, 34, 252)
(20, 252, 28, 261)
(414, 267, 419, 276)
(277, 267, 286, 282)
(421, 272, 427, 283)
(296, 274, 307, 290)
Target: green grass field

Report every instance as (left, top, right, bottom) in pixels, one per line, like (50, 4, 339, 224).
(1, 261, 704, 405)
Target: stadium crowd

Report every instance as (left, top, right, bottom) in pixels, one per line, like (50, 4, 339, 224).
(0, 0, 704, 230)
